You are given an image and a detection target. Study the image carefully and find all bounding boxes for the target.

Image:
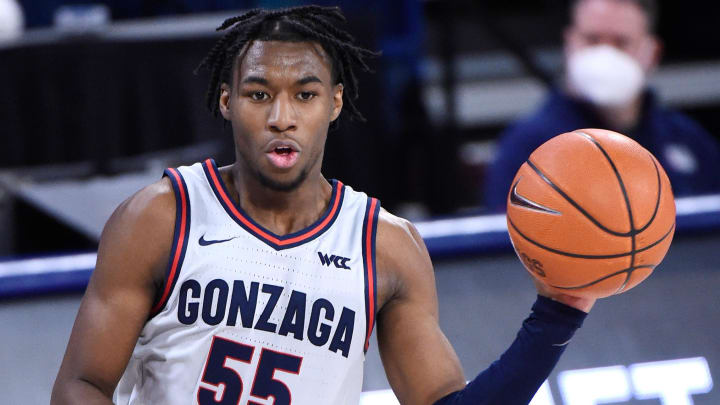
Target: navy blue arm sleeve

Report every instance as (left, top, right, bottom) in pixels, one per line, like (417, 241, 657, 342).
(434, 295, 587, 405)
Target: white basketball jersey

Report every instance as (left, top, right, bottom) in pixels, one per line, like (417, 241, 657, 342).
(115, 159, 380, 405)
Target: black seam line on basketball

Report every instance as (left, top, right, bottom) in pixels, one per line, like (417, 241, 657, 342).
(573, 131, 639, 288)
(510, 178, 561, 215)
(526, 160, 634, 237)
(615, 268, 634, 295)
(508, 218, 675, 259)
(575, 132, 644, 238)
(573, 131, 640, 290)
(615, 275, 632, 295)
(573, 131, 638, 233)
(634, 156, 662, 234)
(549, 265, 656, 290)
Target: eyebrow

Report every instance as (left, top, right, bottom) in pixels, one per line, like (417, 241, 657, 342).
(297, 75, 322, 85)
(240, 75, 323, 86)
(241, 76, 269, 85)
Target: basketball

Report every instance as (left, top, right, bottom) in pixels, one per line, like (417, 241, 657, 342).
(506, 128, 676, 299)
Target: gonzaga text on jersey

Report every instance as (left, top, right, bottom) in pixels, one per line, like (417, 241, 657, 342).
(177, 279, 356, 357)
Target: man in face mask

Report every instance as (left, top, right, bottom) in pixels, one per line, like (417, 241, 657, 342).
(484, 0, 720, 212)
(565, 0, 659, 129)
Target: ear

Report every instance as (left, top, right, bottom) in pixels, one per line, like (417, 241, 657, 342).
(563, 27, 579, 60)
(644, 35, 663, 72)
(219, 83, 232, 121)
(330, 83, 344, 122)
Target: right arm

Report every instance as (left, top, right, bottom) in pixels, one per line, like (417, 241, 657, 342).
(51, 178, 175, 404)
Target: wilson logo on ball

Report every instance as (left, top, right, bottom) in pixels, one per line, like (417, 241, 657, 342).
(520, 252, 546, 277)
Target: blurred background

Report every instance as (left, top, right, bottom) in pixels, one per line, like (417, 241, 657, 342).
(1, 0, 719, 404)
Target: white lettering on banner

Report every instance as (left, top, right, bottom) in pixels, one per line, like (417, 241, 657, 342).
(529, 381, 555, 405)
(630, 357, 713, 405)
(558, 365, 632, 405)
(358, 357, 714, 405)
(358, 382, 553, 405)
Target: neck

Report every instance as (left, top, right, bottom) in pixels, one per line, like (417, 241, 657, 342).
(565, 79, 645, 132)
(222, 162, 333, 236)
(593, 96, 644, 132)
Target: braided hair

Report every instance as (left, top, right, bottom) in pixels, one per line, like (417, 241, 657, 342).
(196, 6, 379, 126)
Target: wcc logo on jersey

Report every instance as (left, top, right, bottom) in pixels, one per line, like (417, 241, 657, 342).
(317, 252, 351, 270)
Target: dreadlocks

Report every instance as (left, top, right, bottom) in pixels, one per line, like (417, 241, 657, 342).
(196, 6, 379, 126)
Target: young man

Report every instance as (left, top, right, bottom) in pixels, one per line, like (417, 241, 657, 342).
(52, 7, 593, 404)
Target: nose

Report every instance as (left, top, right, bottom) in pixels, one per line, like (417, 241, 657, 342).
(267, 92, 297, 133)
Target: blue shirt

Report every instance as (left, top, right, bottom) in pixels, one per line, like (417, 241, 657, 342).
(484, 88, 720, 212)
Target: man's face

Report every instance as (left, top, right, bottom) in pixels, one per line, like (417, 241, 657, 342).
(565, 0, 659, 72)
(219, 40, 343, 191)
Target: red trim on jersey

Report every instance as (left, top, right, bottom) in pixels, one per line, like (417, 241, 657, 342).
(150, 168, 188, 315)
(203, 159, 343, 247)
(363, 198, 379, 352)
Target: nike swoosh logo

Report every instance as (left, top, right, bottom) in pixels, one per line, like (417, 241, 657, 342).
(199, 235, 236, 246)
(510, 179, 561, 215)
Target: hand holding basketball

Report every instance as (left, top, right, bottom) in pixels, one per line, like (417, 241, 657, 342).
(533, 278, 596, 313)
(507, 129, 676, 300)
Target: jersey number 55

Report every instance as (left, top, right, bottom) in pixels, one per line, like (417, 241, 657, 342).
(197, 336, 303, 405)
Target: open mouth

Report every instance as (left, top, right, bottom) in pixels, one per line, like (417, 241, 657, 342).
(265, 142, 300, 169)
(274, 146, 293, 155)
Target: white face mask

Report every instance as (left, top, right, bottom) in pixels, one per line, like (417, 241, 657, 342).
(567, 45, 645, 107)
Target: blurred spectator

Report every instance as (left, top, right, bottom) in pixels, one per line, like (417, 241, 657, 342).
(484, 0, 720, 211)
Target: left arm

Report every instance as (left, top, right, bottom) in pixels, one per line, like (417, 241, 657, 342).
(375, 210, 593, 405)
(374, 212, 466, 405)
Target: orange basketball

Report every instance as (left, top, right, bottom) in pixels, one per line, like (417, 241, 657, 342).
(506, 128, 675, 299)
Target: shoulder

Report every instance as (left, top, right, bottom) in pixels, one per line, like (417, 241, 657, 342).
(500, 116, 546, 144)
(657, 107, 712, 138)
(495, 116, 565, 162)
(649, 105, 719, 152)
(376, 208, 427, 262)
(503, 90, 576, 138)
(375, 208, 434, 307)
(97, 177, 177, 285)
(106, 177, 176, 234)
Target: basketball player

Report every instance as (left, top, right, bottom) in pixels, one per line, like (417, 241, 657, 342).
(52, 7, 594, 404)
